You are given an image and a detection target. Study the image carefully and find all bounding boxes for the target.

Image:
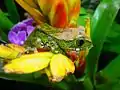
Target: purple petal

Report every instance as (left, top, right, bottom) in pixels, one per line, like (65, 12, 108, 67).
(27, 26, 35, 35)
(17, 31, 27, 45)
(8, 31, 20, 45)
(8, 18, 35, 45)
(22, 18, 34, 25)
(11, 22, 27, 33)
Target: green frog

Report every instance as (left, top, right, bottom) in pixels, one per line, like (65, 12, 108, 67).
(24, 23, 92, 55)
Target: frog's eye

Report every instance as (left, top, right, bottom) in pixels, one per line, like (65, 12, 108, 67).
(76, 39, 85, 46)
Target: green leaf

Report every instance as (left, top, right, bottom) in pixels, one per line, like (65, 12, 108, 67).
(52, 78, 84, 90)
(95, 71, 120, 90)
(80, 7, 88, 15)
(0, 69, 76, 89)
(103, 22, 120, 54)
(0, 10, 13, 32)
(0, 71, 76, 90)
(77, 13, 92, 26)
(95, 74, 120, 90)
(4, 0, 20, 24)
(77, 15, 87, 26)
(0, 28, 8, 42)
(3, 12, 9, 17)
(83, 76, 93, 90)
(52, 81, 71, 90)
(0, 71, 51, 87)
(96, 81, 118, 90)
(102, 55, 120, 79)
(86, 0, 120, 85)
(78, 6, 93, 26)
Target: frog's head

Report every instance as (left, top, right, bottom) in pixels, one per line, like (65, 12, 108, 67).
(66, 36, 92, 53)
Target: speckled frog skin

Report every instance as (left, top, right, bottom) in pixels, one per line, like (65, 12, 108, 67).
(24, 23, 92, 54)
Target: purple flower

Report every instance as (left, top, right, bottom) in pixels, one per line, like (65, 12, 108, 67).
(8, 18, 35, 45)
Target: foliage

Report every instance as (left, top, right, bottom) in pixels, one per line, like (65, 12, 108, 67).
(4, 0, 20, 24)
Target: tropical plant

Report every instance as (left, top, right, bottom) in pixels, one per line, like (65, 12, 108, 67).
(0, 0, 120, 90)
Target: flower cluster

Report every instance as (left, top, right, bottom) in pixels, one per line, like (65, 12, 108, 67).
(8, 18, 35, 45)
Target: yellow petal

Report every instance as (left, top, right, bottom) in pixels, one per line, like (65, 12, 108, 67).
(62, 57, 75, 74)
(23, 0, 38, 9)
(7, 44, 25, 53)
(50, 54, 66, 82)
(44, 68, 52, 81)
(3, 53, 51, 74)
(54, 54, 75, 74)
(50, 54, 75, 82)
(15, 0, 46, 25)
(20, 52, 54, 59)
(37, 0, 54, 16)
(66, 0, 81, 27)
(85, 17, 91, 38)
(0, 45, 20, 59)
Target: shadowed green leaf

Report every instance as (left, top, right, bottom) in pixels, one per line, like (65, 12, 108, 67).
(103, 22, 120, 54)
(96, 81, 118, 90)
(102, 55, 120, 79)
(4, 0, 20, 24)
(0, 28, 8, 42)
(96, 55, 120, 90)
(0, 71, 51, 87)
(0, 10, 13, 32)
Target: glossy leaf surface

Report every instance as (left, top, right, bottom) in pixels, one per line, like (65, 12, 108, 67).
(86, 0, 120, 85)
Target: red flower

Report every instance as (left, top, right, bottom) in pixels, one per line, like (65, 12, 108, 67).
(67, 50, 86, 77)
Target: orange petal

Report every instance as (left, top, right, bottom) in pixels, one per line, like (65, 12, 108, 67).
(49, 0, 68, 28)
(66, 0, 81, 27)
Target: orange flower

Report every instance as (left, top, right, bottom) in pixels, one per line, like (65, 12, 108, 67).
(15, 0, 81, 28)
